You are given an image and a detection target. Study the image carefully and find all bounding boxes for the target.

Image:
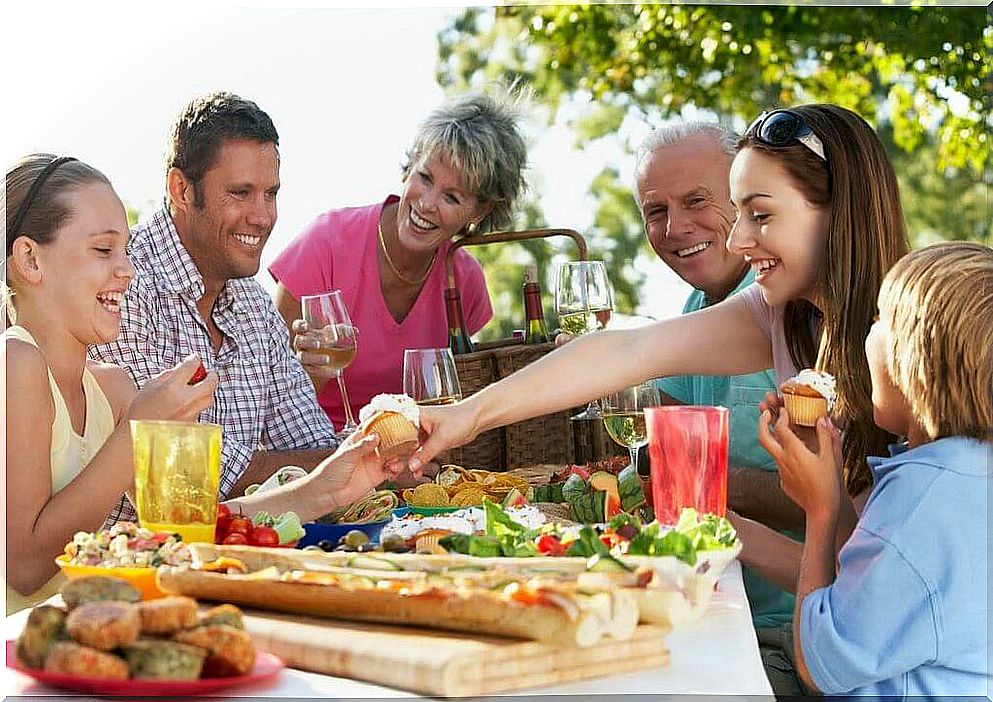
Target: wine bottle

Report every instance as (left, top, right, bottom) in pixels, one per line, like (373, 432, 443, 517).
(445, 287, 474, 354)
(522, 265, 550, 345)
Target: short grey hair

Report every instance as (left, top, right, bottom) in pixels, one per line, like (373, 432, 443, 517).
(402, 92, 528, 233)
(633, 121, 738, 206)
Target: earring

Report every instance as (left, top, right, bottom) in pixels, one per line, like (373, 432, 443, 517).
(466, 221, 478, 236)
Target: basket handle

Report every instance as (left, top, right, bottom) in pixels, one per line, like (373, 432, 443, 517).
(444, 228, 588, 289)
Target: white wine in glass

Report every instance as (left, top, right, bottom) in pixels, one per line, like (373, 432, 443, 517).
(301, 290, 359, 436)
(602, 382, 659, 477)
(403, 348, 463, 406)
(555, 260, 615, 420)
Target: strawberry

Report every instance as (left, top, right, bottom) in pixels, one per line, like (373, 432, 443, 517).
(188, 362, 207, 385)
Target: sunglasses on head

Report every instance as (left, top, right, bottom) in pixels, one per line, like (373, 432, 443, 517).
(746, 109, 827, 163)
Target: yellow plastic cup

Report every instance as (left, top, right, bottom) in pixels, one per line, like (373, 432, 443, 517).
(130, 420, 221, 543)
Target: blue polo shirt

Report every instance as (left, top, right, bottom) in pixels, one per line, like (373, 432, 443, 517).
(654, 269, 793, 629)
(801, 437, 990, 696)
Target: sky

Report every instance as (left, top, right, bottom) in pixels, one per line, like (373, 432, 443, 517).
(5, 1, 691, 325)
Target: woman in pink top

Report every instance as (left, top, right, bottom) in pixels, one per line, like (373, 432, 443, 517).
(270, 93, 528, 430)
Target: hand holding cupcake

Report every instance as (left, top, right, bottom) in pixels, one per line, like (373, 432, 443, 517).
(779, 369, 837, 427)
(358, 394, 421, 460)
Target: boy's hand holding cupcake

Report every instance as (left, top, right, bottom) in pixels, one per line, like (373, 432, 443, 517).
(757, 369, 844, 516)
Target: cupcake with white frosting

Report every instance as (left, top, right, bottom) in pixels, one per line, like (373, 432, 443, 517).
(779, 369, 837, 427)
(358, 394, 420, 459)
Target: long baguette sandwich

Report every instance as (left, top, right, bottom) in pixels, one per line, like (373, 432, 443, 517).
(179, 543, 697, 628)
(157, 545, 640, 648)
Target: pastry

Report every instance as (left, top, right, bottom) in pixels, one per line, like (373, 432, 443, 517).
(357, 394, 420, 460)
(780, 369, 837, 427)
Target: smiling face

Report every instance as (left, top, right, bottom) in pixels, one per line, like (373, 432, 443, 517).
(727, 147, 831, 307)
(175, 137, 279, 284)
(29, 182, 134, 345)
(636, 134, 745, 301)
(396, 155, 488, 255)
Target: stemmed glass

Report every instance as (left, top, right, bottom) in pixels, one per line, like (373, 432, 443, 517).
(403, 348, 463, 406)
(301, 290, 359, 436)
(601, 382, 660, 477)
(555, 260, 615, 419)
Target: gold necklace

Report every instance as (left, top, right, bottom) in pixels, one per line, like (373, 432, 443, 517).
(377, 215, 437, 286)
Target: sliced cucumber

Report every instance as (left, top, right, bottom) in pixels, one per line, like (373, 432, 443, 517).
(347, 554, 403, 571)
(444, 564, 489, 572)
(586, 553, 633, 573)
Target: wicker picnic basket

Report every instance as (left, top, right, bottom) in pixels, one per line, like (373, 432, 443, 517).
(442, 228, 625, 470)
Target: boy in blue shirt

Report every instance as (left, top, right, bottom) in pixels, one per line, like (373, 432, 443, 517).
(758, 242, 991, 696)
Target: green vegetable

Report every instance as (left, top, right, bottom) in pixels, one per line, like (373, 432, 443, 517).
(272, 511, 305, 544)
(586, 553, 633, 573)
(244, 484, 261, 496)
(440, 533, 504, 558)
(251, 511, 273, 527)
(565, 526, 610, 558)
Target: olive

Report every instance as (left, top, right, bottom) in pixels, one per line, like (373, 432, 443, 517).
(340, 530, 370, 549)
(303, 545, 323, 552)
(356, 542, 382, 553)
(334, 544, 353, 552)
(317, 540, 335, 552)
(381, 534, 406, 552)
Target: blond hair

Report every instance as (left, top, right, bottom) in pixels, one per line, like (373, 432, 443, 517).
(878, 242, 993, 442)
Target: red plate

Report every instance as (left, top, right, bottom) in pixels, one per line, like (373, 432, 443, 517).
(6, 640, 283, 695)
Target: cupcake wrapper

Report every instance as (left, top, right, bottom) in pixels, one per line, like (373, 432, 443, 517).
(782, 394, 829, 427)
(365, 412, 419, 457)
(415, 534, 446, 554)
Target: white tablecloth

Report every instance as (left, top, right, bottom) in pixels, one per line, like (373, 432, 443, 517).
(4, 561, 773, 698)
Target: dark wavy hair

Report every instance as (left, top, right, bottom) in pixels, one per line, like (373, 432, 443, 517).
(166, 92, 279, 207)
(740, 104, 910, 496)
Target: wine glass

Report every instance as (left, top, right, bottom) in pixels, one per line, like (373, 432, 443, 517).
(601, 382, 660, 477)
(301, 290, 359, 436)
(555, 260, 615, 419)
(403, 348, 462, 406)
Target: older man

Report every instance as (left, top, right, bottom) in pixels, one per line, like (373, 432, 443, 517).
(633, 121, 803, 636)
(92, 92, 337, 523)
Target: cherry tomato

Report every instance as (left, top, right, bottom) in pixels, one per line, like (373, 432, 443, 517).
(536, 534, 565, 556)
(223, 532, 249, 546)
(217, 504, 232, 520)
(227, 517, 253, 536)
(250, 526, 280, 548)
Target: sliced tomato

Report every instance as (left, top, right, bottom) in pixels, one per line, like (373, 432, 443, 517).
(536, 534, 565, 556)
(217, 504, 232, 520)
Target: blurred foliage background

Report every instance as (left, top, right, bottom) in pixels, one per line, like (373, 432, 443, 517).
(436, 4, 991, 341)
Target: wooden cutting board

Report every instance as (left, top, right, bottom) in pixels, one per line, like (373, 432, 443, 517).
(241, 608, 670, 697)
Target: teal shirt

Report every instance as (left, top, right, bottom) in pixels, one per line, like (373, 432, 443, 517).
(654, 269, 795, 628)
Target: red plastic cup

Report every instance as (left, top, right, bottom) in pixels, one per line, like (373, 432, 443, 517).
(646, 406, 729, 525)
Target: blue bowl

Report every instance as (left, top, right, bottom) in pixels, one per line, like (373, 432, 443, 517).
(392, 507, 411, 518)
(296, 518, 390, 549)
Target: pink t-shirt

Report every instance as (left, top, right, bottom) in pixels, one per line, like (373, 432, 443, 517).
(269, 196, 493, 430)
(738, 283, 822, 386)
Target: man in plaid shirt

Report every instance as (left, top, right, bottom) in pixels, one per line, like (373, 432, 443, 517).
(91, 92, 337, 524)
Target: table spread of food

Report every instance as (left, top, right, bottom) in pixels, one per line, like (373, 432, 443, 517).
(9, 459, 744, 697)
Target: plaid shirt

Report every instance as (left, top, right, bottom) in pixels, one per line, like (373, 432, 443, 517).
(90, 204, 337, 524)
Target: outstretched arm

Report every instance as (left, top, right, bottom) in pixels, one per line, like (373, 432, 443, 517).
(413, 295, 772, 470)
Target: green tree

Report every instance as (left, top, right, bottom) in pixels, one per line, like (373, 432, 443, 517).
(439, 5, 991, 338)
